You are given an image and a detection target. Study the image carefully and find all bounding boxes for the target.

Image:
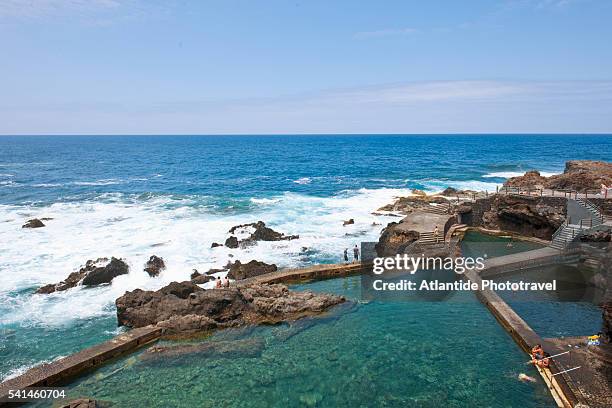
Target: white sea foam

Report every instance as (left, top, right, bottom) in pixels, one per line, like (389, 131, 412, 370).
(250, 197, 282, 205)
(0, 187, 412, 328)
(293, 177, 311, 184)
(72, 179, 122, 186)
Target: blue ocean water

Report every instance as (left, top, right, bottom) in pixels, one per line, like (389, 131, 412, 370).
(0, 135, 609, 403)
(1, 134, 611, 205)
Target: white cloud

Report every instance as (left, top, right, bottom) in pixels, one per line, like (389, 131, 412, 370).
(2, 80, 612, 134)
(354, 27, 419, 39)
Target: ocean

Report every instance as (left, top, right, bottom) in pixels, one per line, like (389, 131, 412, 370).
(0, 134, 610, 392)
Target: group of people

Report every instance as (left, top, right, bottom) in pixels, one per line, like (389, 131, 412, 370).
(530, 344, 551, 368)
(215, 276, 230, 288)
(343, 245, 360, 264)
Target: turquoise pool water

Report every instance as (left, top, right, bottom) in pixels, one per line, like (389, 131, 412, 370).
(30, 277, 555, 407)
(461, 231, 602, 338)
(494, 265, 602, 338)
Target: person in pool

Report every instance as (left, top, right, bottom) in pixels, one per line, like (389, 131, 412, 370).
(531, 344, 544, 363)
(537, 352, 551, 368)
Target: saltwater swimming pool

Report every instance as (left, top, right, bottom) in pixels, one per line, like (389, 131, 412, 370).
(29, 276, 555, 407)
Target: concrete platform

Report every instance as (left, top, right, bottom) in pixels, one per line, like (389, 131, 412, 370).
(0, 326, 162, 405)
(464, 270, 580, 407)
(542, 337, 612, 408)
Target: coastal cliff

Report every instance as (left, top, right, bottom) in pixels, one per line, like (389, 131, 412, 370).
(505, 160, 612, 192)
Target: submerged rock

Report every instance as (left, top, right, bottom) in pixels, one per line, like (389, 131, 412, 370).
(211, 242, 223, 248)
(143, 255, 165, 277)
(22, 218, 45, 228)
(226, 260, 277, 280)
(36, 257, 128, 294)
(60, 398, 102, 408)
(141, 337, 265, 361)
(115, 281, 345, 335)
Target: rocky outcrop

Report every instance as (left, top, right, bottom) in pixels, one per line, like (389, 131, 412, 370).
(226, 260, 277, 280)
(115, 281, 345, 335)
(580, 230, 611, 243)
(81, 257, 129, 286)
(211, 242, 223, 248)
(460, 195, 564, 240)
(505, 171, 548, 189)
(505, 160, 612, 192)
(228, 221, 299, 245)
(22, 218, 45, 228)
(377, 195, 448, 214)
(343, 218, 354, 226)
(190, 271, 214, 284)
(36, 257, 129, 294)
(375, 222, 420, 256)
(144, 255, 165, 277)
(225, 236, 239, 248)
(440, 187, 459, 196)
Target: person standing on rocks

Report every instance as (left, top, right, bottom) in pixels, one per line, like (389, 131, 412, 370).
(215, 277, 222, 288)
(343, 248, 349, 264)
(353, 245, 360, 263)
(433, 225, 440, 244)
(223, 276, 230, 288)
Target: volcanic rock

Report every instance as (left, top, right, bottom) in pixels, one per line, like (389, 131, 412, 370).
(227, 260, 277, 280)
(228, 221, 299, 244)
(211, 242, 223, 248)
(144, 255, 165, 277)
(81, 257, 129, 286)
(225, 236, 239, 248)
(375, 221, 420, 257)
(22, 218, 45, 228)
(343, 218, 354, 226)
(115, 281, 345, 335)
(36, 257, 129, 294)
(505, 160, 612, 192)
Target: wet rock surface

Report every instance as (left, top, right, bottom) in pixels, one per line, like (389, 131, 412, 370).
(225, 236, 239, 248)
(228, 221, 299, 246)
(36, 257, 129, 294)
(143, 255, 165, 277)
(226, 260, 278, 280)
(115, 281, 345, 335)
(22, 218, 45, 228)
(141, 337, 265, 362)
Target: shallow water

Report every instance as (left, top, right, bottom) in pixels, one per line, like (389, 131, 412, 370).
(28, 277, 555, 408)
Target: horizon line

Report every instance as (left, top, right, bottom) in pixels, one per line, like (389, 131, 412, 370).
(1, 133, 612, 137)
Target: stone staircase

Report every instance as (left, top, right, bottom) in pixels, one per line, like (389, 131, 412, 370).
(550, 223, 583, 250)
(417, 231, 443, 246)
(575, 198, 606, 225)
(421, 204, 450, 215)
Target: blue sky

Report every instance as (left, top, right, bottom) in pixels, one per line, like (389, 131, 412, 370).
(1, 0, 611, 134)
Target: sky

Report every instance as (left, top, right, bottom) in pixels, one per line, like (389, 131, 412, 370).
(1, 0, 611, 134)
